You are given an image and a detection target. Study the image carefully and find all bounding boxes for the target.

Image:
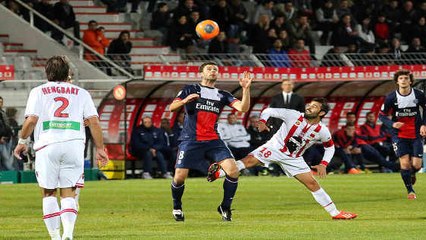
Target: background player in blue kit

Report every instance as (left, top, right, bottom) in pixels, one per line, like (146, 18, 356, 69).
(379, 69, 426, 200)
(169, 62, 253, 221)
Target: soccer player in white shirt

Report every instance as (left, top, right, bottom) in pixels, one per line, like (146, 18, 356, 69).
(14, 56, 109, 240)
(207, 98, 357, 220)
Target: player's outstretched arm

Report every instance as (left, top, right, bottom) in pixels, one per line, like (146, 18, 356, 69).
(86, 116, 109, 167)
(232, 71, 253, 112)
(169, 94, 200, 112)
(14, 116, 38, 160)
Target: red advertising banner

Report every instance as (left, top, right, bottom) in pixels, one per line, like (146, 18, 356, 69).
(0, 65, 14, 80)
(144, 64, 426, 82)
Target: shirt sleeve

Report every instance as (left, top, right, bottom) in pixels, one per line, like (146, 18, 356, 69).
(222, 90, 238, 107)
(24, 88, 41, 117)
(83, 90, 98, 119)
(259, 108, 299, 123)
(378, 94, 395, 129)
(174, 85, 191, 101)
(320, 128, 335, 164)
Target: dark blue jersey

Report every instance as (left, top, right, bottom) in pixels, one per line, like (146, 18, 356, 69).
(174, 84, 238, 141)
(379, 88, 426, 139)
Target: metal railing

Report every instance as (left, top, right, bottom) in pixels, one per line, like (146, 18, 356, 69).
(10, 0, 134, 78)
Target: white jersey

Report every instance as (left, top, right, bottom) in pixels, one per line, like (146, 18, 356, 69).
(260, 108, 335, 163)
(25, 81, 98, 150)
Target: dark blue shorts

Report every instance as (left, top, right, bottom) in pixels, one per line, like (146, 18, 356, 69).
(392, 137, 423, 158)
(175, 139, 234, 170)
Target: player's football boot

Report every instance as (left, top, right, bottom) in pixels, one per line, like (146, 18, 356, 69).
(332, 211, 358, 220)
(411, 173, 417, 185)
(217, 205, 232, 221)
(207, 163, 221, 182)
(408, 192, 417, 200)
(172, 209, 185, 221)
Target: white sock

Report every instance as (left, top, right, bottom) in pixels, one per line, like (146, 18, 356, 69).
(60, 197, 78, 240)
(311, 188, 340, 217)
(43, 196, 61, 240)
(236, 160, 246, 171)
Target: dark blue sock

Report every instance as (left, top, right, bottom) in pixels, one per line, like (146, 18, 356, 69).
(171, 181, 185, 210)
(400, 169, 414, 193)
(221, 176, 238, 209)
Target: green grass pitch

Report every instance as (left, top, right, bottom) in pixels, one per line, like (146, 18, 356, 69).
(1, 174, 425, 239)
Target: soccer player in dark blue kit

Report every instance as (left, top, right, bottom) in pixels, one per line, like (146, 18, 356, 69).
(169, 62, 253, 221)
(379, 69, 426, 200)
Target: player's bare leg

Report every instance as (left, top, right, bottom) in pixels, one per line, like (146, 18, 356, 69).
(42, 188, 61, 240)
(294, 172, 357, 220)
(59, 187, 78, 240)
(171, 168, 189, 221)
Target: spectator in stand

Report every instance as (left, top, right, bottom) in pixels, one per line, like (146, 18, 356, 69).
(0, 96, 14, 170)
(277, 29, 291, 50)
(210, 0, 231, 36)
(268, 78, 304, 135)
(359, 112, 396, 164)
(51, 0, 80, 45)
(217, 113, 251, 160)
(390, 37, 403, 65)
(332, 122, 362, 174)
(227, 0, 248, 38)
(357, 15, 376, 51)
(315, 0, 339, 45)
(270, 15, 289, 37)
(405, 37, 426, 64)
(382, 0, 400, 35)
(167, 15, 195, 52)
(82, 20, 110, 71)
(160, 118, 178, 175)
(399, 0, 418, 43)
(34, 0, 54, 33)
(268, 38, 290, 67)
(151, 2, 172, 45)
(266, 28, 278, 46)
(288, 14, 315, 55)
(246, 115, 269, 150)
(331, 14, 359, 47)
(130, 116, 172, 179)
(320, 46, 346, 67)
(252, 0, 274, 24)
(288, 38, 311, 68)
(410, 16, 426, 47)
(281, 2, 297, 23)
(375, 42, 393, 66)
(336, 0, 352, 19)
(106, 30, 133, 75)
(373, 13, 390, 46)
(172, 0, 200, 21)
(249, 14, 271, 54)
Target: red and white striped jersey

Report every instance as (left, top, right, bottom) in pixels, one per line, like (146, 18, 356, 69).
(260, 108, 335, 163)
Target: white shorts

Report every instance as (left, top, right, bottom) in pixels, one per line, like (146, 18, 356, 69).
(250, 143, 311, 177)
(35, 140, 85, 189)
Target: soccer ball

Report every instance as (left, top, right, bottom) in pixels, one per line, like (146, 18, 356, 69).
(195, 20, 220, 40)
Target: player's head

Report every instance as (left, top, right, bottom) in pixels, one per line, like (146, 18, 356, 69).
(45, 56, 70, 82)
(281, 78, 294, 93)
(344, 122, 356, 137)
(199, 61, 219, 81)
(346, 112, 356, 124)
(393, 69, 414, 87)
(305, 97, 329, 120)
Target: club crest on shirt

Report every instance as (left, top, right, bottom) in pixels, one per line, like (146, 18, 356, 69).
(295, 120, 301, 126)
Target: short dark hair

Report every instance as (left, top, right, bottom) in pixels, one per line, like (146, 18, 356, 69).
(119, 30, 130, 39)
(45, 56, 70, 82)
(199, 61, 218, 72)
(366, 111, 375, 116)
(347, 112, 356, 117)
(312, 97, 330, 117)
(88, 20, 97, 25)
(393, 69, 414, 86)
